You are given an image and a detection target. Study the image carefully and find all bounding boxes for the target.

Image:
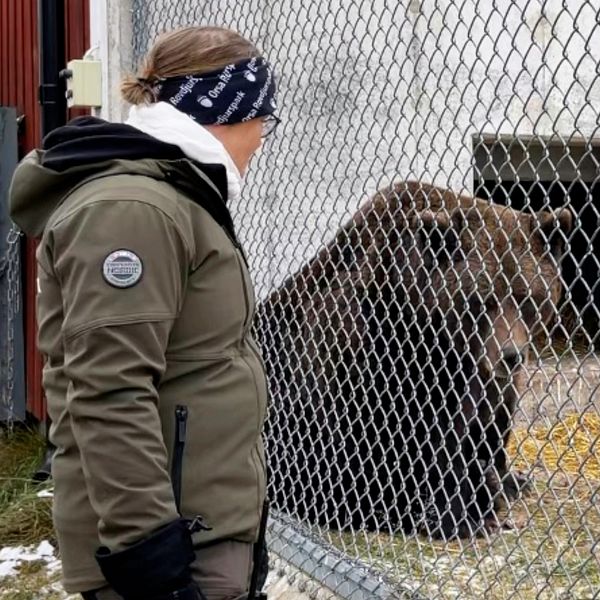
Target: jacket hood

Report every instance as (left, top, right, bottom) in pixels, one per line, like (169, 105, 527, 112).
(9, 117, 231, 238)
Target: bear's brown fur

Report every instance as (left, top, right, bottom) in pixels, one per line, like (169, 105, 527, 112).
(262, 181, 571, 538)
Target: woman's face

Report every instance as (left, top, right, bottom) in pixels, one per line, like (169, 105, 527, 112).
(205, 118, 264, 176)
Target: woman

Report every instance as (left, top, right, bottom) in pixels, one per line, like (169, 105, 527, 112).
(10, 26, 277, 600)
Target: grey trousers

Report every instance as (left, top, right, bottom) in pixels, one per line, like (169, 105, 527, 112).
(80, 540, 254, 600)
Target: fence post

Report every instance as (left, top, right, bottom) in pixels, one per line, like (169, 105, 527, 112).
(89, 0, 133, 122)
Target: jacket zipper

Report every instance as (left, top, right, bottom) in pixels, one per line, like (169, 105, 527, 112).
(236, 250, 253, 337)
(247, 337, 268, 426)
(172, 405, 213, 534)
(234, 247, 268, 428)
(172, 405, 188, 514)
(234, 251, 268, 519)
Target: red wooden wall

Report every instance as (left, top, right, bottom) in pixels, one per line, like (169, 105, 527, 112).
(65, 0, 91, 122)
(0, 0, 90, 421)
(0, 0, 41, 159)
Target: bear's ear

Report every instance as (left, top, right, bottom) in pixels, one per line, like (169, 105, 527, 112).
(534, 207, 573, 259)
(414, 209, 462, 266)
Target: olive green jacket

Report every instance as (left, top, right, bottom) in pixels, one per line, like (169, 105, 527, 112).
(10, 153, 268, 592)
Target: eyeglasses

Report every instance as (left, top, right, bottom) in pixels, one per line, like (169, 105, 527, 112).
(261, 114, 281, 138)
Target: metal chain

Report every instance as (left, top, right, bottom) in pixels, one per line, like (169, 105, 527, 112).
(1, 223, 22, 428)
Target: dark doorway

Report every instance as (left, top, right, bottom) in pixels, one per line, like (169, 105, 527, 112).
(473, 137, 600, 349)
(475, 179, 600, 346)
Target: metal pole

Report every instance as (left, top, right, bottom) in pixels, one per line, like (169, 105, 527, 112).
(38, 0, 67, 136)
(34, 0, 66, 481)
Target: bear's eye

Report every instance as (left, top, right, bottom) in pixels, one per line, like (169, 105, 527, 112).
(518, 298, 538, 321)
(484, 295, 498, 310)
(468, 293, 484, 313)
(468, 293, 497, 313)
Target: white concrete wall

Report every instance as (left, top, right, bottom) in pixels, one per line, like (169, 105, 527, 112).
(98, 0, 600, 297)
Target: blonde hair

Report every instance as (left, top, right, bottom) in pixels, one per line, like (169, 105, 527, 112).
(121, 26, 260, 105)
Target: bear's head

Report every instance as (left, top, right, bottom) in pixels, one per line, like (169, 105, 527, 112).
(335, 181, 572, 382)
(445, 201, 572, 380)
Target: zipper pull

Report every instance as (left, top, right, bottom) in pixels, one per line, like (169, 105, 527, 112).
(175, 406, 188, 442)
(188, 515, 212, 533)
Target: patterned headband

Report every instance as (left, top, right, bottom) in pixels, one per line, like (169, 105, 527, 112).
(154, 57, 277, 125)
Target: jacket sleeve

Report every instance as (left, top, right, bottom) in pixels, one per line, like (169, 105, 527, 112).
(50, 198, 191, 551)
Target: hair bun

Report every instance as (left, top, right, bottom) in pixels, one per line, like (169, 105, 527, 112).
(120, 74, 158, 105)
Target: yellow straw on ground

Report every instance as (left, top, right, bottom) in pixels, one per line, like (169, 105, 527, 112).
(508, 413, 600, 480)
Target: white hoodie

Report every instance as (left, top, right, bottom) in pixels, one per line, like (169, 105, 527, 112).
(125, 101, 243, 203)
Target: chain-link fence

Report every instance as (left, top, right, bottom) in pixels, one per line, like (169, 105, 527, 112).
(131, 1, 600, 598)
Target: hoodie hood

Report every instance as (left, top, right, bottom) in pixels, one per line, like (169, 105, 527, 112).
(41, 116, 188, 171)
(9, 117, 233, 239)
(125, 102, 244, 203)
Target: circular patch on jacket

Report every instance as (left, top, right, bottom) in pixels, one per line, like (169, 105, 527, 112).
(102, 250, 143, 288)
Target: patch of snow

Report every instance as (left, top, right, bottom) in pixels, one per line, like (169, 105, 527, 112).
(0, 560, 17, 578)
(35, 541, 54, 558)
(0, 540, 57, 580)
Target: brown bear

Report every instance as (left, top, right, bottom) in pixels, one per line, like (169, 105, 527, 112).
(260, 181, 572, 539)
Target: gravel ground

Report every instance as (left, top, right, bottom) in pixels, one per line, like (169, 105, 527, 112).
(0, 545, 334, 600)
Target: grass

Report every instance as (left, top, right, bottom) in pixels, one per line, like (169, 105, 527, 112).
(0, 566, 67, 600)
(0, 426, 66, 598)
(0, 426, 54, 548)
